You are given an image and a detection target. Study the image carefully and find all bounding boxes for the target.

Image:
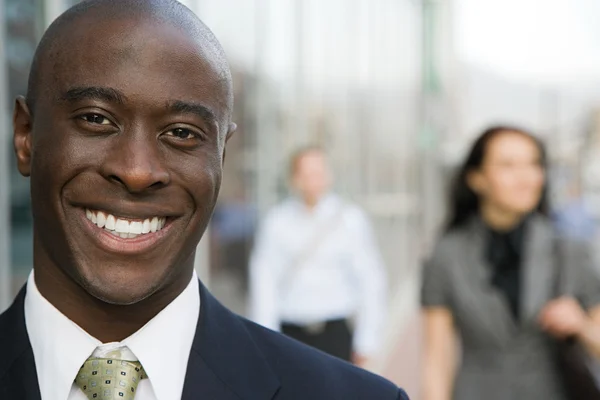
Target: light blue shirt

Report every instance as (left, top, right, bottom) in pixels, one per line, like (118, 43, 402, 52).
(249, 194, 387, 356)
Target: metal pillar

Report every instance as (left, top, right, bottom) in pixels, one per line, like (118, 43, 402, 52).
(293, 0, 307, 146)
(254, 0, 278, 219)
(419, 0, 446, 251)
(0, 0, 11, 312)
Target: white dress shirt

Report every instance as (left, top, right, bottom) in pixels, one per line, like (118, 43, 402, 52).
(24, 270, 200, 400)
(249, 194, 387, 356)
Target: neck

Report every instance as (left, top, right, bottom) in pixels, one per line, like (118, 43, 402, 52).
(480, 203, 526, 232)
(302, 194, 324, 210)
(33, 249, 192, 343)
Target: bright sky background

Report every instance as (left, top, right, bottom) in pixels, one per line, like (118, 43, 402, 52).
(182, 0, 600, 90)
(455, 0, 600, 86)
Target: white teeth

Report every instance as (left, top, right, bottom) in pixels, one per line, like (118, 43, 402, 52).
(130, 221, 143, 234)
(115, 218, 130, 234)
(142, 219, 150, 234)
(85, 209, 167, 238)
(105, 214, 116, 230)
(96, 212, 106, 228)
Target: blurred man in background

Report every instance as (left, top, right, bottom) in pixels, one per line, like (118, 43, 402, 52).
(249, 146, 388, 367)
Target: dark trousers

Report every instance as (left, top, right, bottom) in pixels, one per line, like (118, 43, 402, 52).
(281, 318, 352, 362)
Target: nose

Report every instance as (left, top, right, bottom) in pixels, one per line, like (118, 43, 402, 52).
(100, 132, 170, 193)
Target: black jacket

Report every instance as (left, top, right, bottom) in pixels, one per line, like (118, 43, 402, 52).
(0, 281, 409, 400)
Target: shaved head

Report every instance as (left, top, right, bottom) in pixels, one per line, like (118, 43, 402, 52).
(13, 0, 237, 319)
(26, 0, 233, 125)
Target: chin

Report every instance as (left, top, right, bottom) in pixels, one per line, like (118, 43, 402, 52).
(90, 284, 157, 305)
(76, 264, 168, 306)
(514, 205, 539, 216)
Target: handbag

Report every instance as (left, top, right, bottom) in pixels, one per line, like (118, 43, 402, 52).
(553, 237, 600, 399)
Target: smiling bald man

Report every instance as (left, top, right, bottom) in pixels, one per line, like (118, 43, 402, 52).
(0, 1, 409, 399)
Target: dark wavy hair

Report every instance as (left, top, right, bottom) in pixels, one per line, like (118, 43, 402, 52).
(446, 125, 550, 232)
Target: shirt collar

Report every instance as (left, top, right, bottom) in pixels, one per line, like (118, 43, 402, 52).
(292, 192, 339, 215)
(122, 274, 199, 400)
(25, 270, 200, 400)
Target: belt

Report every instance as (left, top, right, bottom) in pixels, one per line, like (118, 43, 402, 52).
(282, 318, 348, 335)
(302, 321, 328, 334)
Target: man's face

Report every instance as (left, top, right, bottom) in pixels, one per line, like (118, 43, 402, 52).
(14, 17, 233, 304)
(292, 151, 332, 203)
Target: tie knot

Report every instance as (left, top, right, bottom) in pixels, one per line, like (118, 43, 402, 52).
(75, 357, 146, 400)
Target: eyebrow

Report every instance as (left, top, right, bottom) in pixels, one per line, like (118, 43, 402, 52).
(58, 87, 219, 127)
(59, 86, 126, 104)
(167, 100, 218, 126)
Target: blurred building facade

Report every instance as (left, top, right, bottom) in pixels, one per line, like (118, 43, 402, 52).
(4, 1, 600, 397)
(1, 0, 440, 324)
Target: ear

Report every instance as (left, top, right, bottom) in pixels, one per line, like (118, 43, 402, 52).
(466, 169, 485, 195)
(13, 96, 33, 177)
(222, 122, 237, 166)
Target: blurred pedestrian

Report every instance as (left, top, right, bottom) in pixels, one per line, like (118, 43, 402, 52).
(211, 190, 257, 287)
(421, 126, 600, 400)
(552, 177, 596, 241)
(249, 146, 387, 367)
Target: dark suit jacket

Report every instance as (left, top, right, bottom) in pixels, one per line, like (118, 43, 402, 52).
(0, 280, 409, 400)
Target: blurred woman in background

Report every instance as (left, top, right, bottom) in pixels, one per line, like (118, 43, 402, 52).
(421, 126, 600, 400)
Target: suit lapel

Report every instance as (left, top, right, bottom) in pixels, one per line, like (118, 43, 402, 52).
(463, 218, 518, 342)
(521, 215, 555, 323)
(1, 281, 281, 400)
(182, 281, 280, 400)
(0, 286, 41, 400)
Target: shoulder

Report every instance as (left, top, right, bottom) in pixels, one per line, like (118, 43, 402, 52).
(0, 288, 29, 381)
(332, 198, 370, 227)
(535, 212, 590, 256)
(429, 226, 472, 260)
(529, 214, 600, 288)
(240, 318, 407, 399)
(556, 231, 597, 273)
(422, 226, 476, 282)
(528, 212, 555, 231)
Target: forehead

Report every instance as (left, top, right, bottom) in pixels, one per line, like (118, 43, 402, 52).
(41, 16, 229, 118)
(296, 151, 327, 170)
(486, 131, 539, 159)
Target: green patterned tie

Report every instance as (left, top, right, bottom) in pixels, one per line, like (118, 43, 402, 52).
(74, 357, 147, 400)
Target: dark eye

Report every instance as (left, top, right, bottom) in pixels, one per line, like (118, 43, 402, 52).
(166, 128, 198, 140)
(80, 113, 111, 125)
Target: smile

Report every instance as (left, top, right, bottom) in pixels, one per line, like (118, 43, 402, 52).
(80, 207, 175, 255)
(85, 209, 167, 239)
